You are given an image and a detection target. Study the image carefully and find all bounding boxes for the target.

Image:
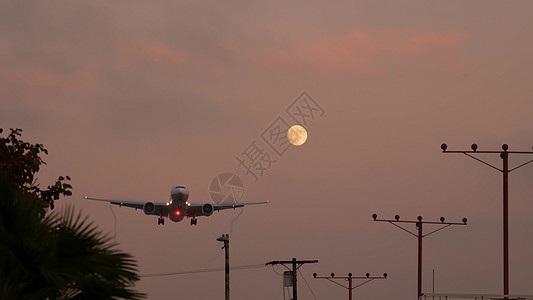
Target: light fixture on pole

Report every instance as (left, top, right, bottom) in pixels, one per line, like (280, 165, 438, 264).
(441, 143, 533, 299)
(313, 272, 388, 300)
(373, 214, 467, 298)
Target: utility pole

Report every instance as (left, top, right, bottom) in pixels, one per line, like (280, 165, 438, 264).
(441, 143, 533, 299)
(266, 258, 318, 300)
(372, 214, 467, 298)
(313, 272, 387, 300)
(216, 234, 230, 300)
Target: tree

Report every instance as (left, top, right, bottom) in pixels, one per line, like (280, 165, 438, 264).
(0, 129, 146, 299)
(0, 128, 72, 210)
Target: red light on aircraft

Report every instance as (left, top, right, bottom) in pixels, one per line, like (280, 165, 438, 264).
(175, 210, 181, 216)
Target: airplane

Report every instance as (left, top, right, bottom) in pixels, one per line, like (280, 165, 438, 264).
(84, 184, 269, 225)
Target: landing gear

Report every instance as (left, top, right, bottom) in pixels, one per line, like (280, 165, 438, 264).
(158, 217, 165, 225)
(190, 218, 197, 226)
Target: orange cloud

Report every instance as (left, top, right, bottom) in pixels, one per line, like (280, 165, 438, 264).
(114, 38, 189, 70)
(1, 66, 100, 93)
(252, 28, 470, 78)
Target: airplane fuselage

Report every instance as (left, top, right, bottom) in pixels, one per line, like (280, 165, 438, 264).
(167, 185, 189, 222)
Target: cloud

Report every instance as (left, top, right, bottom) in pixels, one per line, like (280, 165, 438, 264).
(245, 28, 470, 78)
(113, 38, 190, 71)
(0, 65, 100, 93)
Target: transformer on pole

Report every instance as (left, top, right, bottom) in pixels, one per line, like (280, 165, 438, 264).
(266, 258, 318, 300)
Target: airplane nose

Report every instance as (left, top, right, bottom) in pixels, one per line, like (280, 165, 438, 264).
(171, 186, 189, 201)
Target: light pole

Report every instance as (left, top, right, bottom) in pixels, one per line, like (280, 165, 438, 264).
(313, 272, 388, 300)
(373, 214, 467, 298)
(441, 143, 533, 298)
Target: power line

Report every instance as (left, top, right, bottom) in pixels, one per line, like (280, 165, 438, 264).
(229, 207, 245, 236)
(109, 202, 118, 242)
(271, 265, 284, 276)
(298, 269, 318, 300)
(141, 263, 266, 278)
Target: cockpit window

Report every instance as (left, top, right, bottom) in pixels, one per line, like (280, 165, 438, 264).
(175, 185, 186, 189)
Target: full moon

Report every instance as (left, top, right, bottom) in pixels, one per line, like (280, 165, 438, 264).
(287, 125, 308, 146)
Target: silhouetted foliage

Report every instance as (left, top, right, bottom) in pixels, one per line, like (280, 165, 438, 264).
(0, 178, 145, 299)
(0, 128, 72, 210)
(0, 129, 146, 299)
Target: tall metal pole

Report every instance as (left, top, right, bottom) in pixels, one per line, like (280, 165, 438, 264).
(217, 234, 230, 300)
(373, 214, 467, 299)
(349, 276, 352, 300)
(418, 221, 423, 297)
(225, 239, 230, 300)
(441, 143, 533, 298)
(502, 152, 509, 297)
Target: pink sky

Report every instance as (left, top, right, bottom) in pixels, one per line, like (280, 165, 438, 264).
(2, 1, 533, 299)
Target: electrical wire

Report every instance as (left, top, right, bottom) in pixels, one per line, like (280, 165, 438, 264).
(207, 247, 223, 268)
(141, 263, 265, 278)
(299, 268, 318, 300)
(207, 207, 245, 268)
(109, 202, 117, 242)
(229, 206, 245, 236)
(271, 265, 284, 276)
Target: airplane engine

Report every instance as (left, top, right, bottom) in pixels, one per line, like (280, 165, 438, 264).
(143, 202, 156, 215)
(202, 203, 214, 216)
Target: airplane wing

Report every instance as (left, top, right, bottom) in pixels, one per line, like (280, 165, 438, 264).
(186, 201, 270, 216)
(214, 201, 270, 210)
(84, 197, 169, 215)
